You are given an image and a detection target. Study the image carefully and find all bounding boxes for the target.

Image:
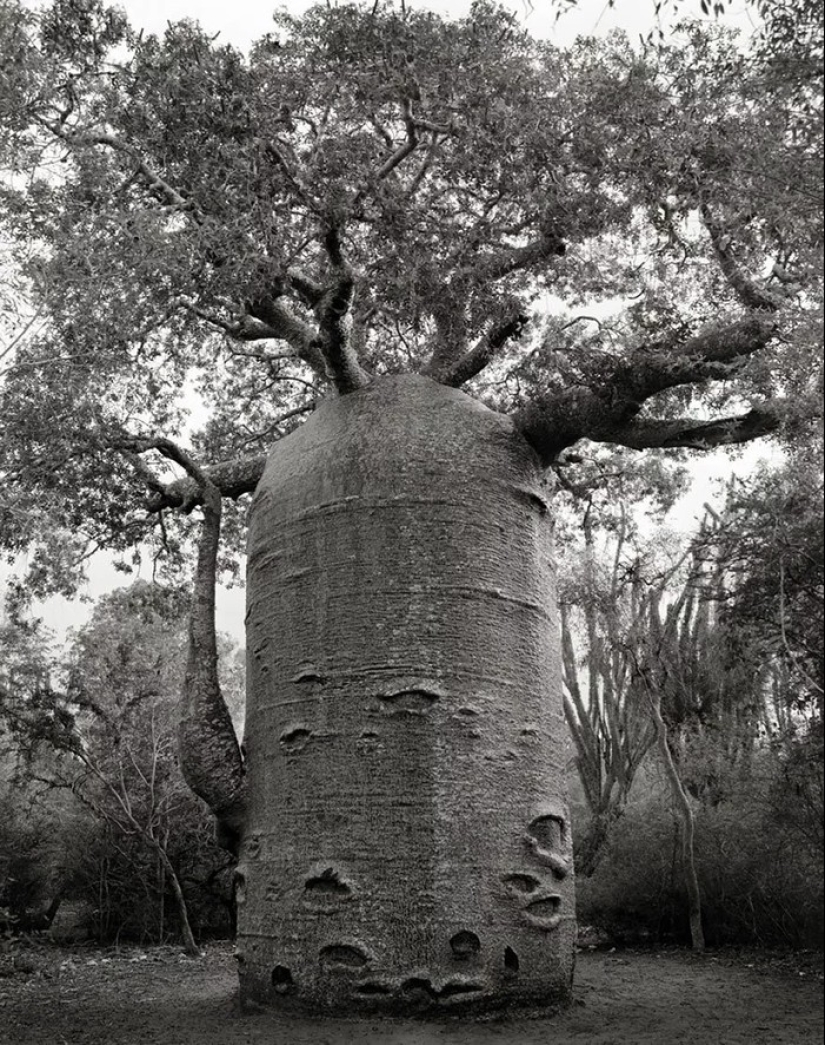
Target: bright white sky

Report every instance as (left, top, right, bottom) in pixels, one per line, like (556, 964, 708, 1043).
(8, 0, 767, 644)
(111, 0, 759, 49)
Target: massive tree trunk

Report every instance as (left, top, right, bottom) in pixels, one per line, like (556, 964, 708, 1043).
(237, 375, 575, 1015)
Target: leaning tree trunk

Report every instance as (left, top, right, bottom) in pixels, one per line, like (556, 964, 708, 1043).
(155, 845, 200, 957)
(238, 374, 575, 1015)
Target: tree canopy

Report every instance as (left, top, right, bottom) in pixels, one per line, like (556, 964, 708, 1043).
(0, 0, 821, 593)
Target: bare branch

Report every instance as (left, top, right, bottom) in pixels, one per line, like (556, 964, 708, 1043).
(373, 98, 419, 182)
(436, 312, 530, 387)
(513, 315, 777, 464)
(235, 401, 316, 450)
(0, 306, 44, 365)
(355, 101, 447, 208)
(44, 123, 203, 220)
(224, 342, 306, 364)
(369, 115, 394, 149)
(700, 205, 784, 312)
(144, 453, 267, 513)
(471, 227, 567, 283)
(562, 316, 603, 332)
(590, 405, 783, 451)
(405, 131, 441, 197)
(263, 140, 323, 213)
(185, 304, 286, 346)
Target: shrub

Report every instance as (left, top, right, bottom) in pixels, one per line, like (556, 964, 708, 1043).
(575, 751, 825, 949)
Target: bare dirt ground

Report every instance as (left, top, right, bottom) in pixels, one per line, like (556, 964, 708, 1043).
(0, 939, 822, 1045)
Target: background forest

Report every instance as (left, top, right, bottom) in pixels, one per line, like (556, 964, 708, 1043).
(2, 454, 822, 954)
(0, 0, 823, 959)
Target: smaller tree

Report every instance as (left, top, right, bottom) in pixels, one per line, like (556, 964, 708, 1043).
(561, 512, 753, 949)
(695, 465, 824, 856)
(3, 581, 242, 953)
(0, 617, 78, 932)
(560, 509, 659, 875)
(564, 473, 823, 948)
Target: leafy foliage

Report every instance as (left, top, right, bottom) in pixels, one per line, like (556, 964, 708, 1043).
(698, 464, 825, 709)
(0, 0, 820, 593)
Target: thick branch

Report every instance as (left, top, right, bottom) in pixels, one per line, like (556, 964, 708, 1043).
(104, 432, 248, 848)
(285, 268, 324, 308)
(144, 453, 266, 512)
(425, 228, 566, 376)
(246, 297, 328, 376)
(520, 396, 781, 462)
(587, 406, 782, 451)
(610, 315, 777, 403)
(113, 431, 264, 509)
(473, 228, 567, 283)
(436, 312, 530, 387)
(313, 226, 371, 394)
(513, 315, 777, 464)
(190, 292, 331, 378)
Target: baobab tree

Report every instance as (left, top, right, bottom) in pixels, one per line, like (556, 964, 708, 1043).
(0, 0, 820, 1015)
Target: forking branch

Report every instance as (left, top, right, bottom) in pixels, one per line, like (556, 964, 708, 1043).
(514, 315, 780, 464)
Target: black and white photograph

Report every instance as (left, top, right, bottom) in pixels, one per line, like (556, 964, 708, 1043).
(0, 0, 822, 1041)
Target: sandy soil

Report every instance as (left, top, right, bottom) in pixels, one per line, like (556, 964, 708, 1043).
(0, 940, 822, 1045)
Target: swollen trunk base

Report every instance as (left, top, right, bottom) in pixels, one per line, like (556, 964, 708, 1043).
(240, 375, 575, 1015)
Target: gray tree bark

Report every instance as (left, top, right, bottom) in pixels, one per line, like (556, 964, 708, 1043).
(178, 484, 247, 854)
(237, 375, 575, 1015)
(650, 694, 706, 954)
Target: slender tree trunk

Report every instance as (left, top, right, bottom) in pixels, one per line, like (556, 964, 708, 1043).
(158, 851, 165, 943)
(99, 856, 110, 943)
(178, 485, 247, 853)
(156, 847, 199, 957)
(650, 695, 705, 953)
(240, 374, 575, 1015)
